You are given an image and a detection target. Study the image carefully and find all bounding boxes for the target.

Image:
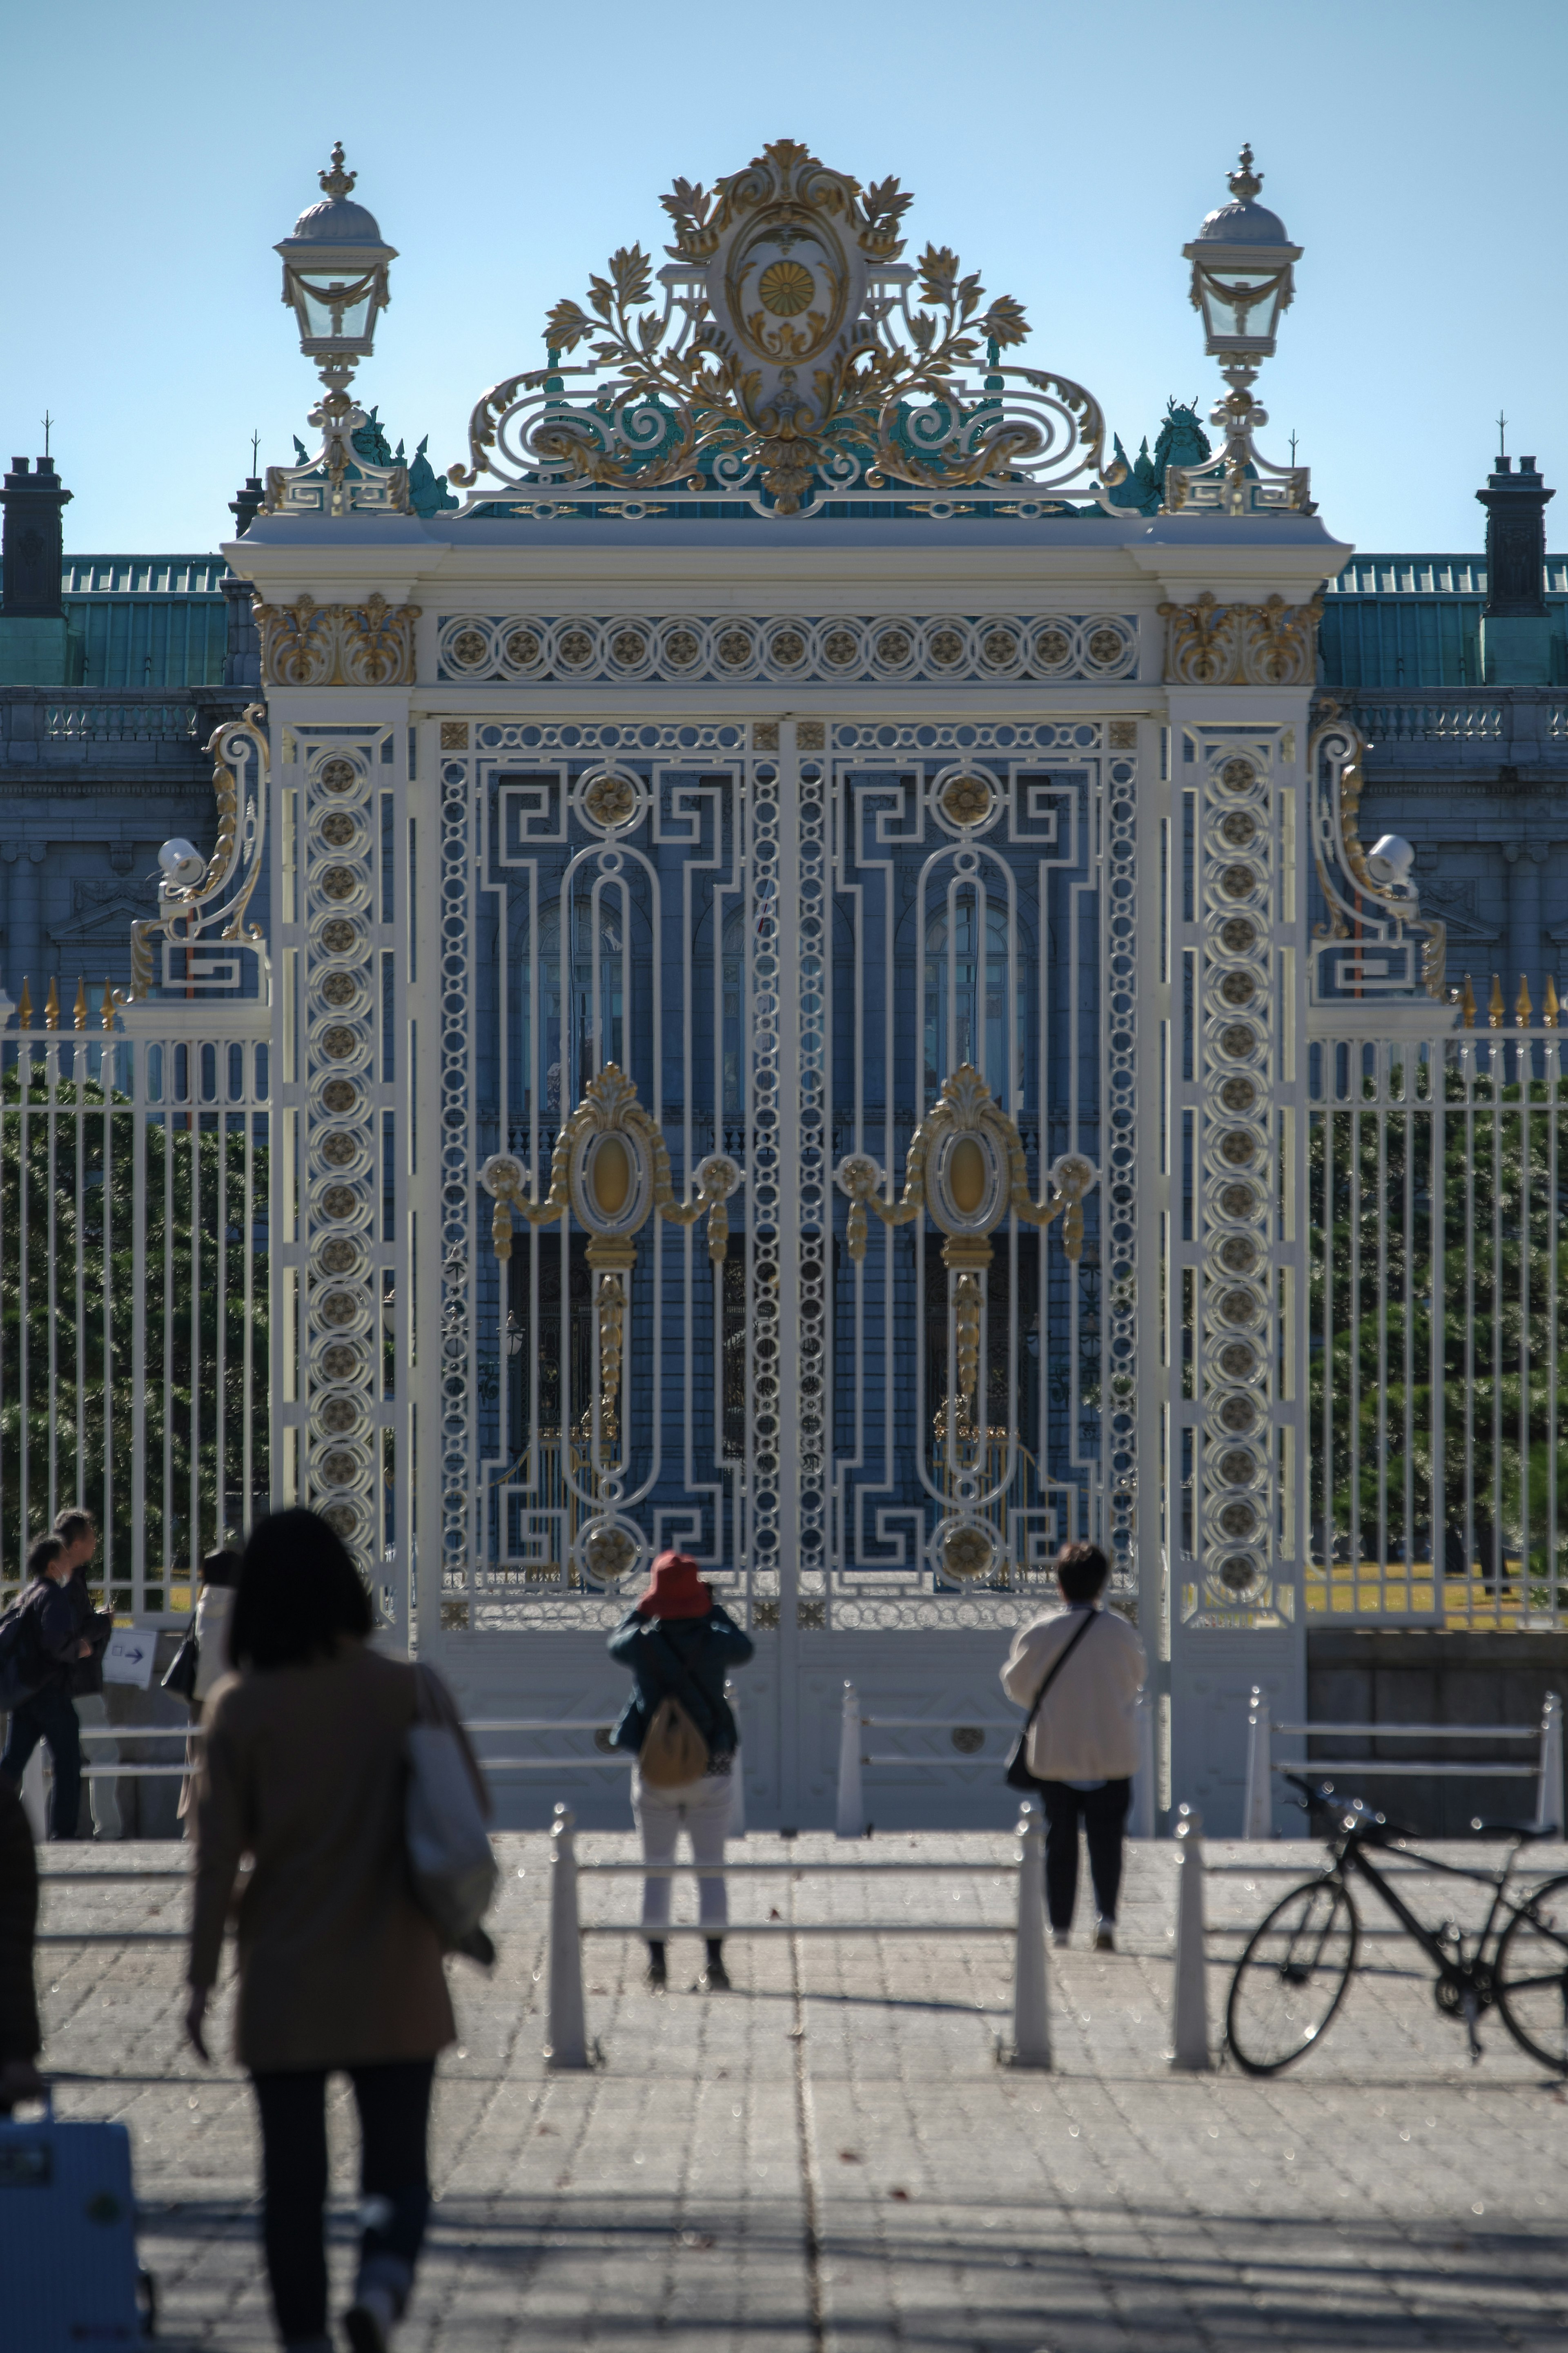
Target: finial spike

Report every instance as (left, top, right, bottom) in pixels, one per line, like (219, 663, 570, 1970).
(100, 979, 114, 1033)
(72, 977, 87, 1033)
(318, 141, 357, 201)
(17, 978, 31, 1028)
(1546, 975, 1561, 1030)
(1517, 974, 1533, 1028)
(1489, 973, 1506, 1029)
(1460, 974, 1476, 1029)
(1228, 144, 1263, 202)
(44, 979, 60, 1032)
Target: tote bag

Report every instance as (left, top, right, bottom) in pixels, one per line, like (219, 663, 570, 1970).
(405, 1666, 497, 1946)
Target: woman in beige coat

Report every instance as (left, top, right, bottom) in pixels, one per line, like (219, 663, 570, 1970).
(185, 1510, 474, 2353)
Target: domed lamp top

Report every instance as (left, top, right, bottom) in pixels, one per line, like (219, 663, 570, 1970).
(1192, 145, 1294, 248)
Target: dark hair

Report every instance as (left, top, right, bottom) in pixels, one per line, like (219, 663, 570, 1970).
(1056, 1539, 1109, 1604)
(227, 1509, 373, 1671)
(52, 1510, 96, 1547)
(27, 1534, 62, 1582)
(200, 1546, 243, 1591)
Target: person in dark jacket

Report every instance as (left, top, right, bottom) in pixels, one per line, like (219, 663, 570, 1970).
(0, 1536, 95, 1839)
(54, 1510, 114, 1836)
(609, 1551, 753, 1992)
(0, 1769, 42, 2109)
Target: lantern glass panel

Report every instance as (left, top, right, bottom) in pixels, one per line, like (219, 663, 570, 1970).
(298, 281, 376, 343)
(1200, 268, 1284, 352)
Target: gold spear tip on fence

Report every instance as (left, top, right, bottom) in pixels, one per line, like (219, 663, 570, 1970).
(44, 979, 60, 1033)
(100, 979, 114, 1033)
(73, 977, 87, 1033)
(1517, 973, 1533, 1027)
(1548, 975, 1561, 1030)
(1460, 974, 1476, 1028)
(1489, 973, 1506, 1029)
(16, 978, 31, 1027)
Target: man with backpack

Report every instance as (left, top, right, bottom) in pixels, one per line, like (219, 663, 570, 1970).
(608, 1551, 754, 1993)
(0, 1535, 100, 1840)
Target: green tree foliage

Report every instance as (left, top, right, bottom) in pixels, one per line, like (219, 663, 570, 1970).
(0, 1071, 268, 1610)
(1310, 1070, 1568, 1603)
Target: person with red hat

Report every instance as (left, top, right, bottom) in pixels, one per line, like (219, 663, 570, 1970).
(608, 1551, 754, 1991)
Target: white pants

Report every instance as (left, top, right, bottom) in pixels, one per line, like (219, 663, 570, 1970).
(633, 1769, 732, 1932)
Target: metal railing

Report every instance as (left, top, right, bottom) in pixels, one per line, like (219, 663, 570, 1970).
(542, 1800, 1052, 2070)
(45, 703, 201, 742)
(1239, 1686, 1564, 1836)
(833, 1677, 1158, 1839)
(0, 1025, 270, 1623)
(1308, 1021, 1568, 1628)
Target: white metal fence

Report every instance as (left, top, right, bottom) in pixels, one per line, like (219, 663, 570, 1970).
(1308, 1017, 1568, 1628)
(0, 1016, 270, 1621)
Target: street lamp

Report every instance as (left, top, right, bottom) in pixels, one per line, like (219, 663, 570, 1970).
(1165, 148, 1312, 515)
(261, 145, 410, 519)
(276, 142, 396, 393)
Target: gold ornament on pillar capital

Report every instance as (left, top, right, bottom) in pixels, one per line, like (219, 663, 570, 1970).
(1164, 147, 1313, 517)
(263, 145, 411, 519)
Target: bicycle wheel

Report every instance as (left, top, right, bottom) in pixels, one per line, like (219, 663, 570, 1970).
(1225, 1877, 1359, 2075)
(1494, 1873, 1568, 2074)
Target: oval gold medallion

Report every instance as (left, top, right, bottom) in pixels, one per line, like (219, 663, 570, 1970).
(949, 1136, 987, 1216)
(592, 1135, 632, 1217)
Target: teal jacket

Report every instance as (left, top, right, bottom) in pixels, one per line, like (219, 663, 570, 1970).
(608, 1603, 754, 1760)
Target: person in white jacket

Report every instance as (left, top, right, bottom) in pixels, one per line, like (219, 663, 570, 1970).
(1000, 1541, 1146, 1951)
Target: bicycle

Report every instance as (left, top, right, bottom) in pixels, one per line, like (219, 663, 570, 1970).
(1225, 1772, 1568, 2075)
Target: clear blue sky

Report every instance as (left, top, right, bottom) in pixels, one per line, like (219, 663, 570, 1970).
(5, 0, 1564, 557)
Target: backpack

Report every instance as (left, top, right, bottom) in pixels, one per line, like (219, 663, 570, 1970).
(0, 1589, 47, 1713)
(639, 1692, 710, 1788)
(636, 1624, 715, 1788)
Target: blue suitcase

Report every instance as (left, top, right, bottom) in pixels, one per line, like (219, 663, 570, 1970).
(0, 2097, 144, 2349)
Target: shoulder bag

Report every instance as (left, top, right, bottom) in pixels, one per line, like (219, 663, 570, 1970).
(1004, 1609, 1099, 1794)
(405, 1664, 498, 1952)
(161, 1612, 199, 1702)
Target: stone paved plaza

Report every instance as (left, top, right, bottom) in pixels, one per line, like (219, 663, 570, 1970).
(28, 1831, 1568, 2351)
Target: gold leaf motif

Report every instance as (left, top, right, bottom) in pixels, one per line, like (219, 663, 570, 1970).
(440, 721, 470, 751)
(256, 593, 420, 688)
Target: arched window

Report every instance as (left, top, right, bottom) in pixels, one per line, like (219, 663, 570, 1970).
(923, 894, 1030, 1106)
(515, 893, 627, 1122)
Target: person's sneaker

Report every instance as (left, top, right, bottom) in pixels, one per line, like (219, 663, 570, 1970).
(342, 2284, 395, 2351)
(1094, 1920, 1116, 1953)
(698, 1956, 732, 1992)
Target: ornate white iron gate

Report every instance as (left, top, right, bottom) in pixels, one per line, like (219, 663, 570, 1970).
(416, 710, 1137, 1823)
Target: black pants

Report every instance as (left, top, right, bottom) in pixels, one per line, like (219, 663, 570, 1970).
(251, 2058, 434, 2345)
(0, 1682, 81, 1838)
(1038, 1778, 1131, 1930)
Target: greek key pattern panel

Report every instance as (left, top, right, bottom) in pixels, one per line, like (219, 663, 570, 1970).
(436, 612, 1139, 689)
(296, 732, 392, 1572)
(1192, 734, 1286, 1626)
(821, 730, 1126, 1631)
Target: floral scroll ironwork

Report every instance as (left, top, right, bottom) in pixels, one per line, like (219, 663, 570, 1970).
(448, 139, 1121, 520)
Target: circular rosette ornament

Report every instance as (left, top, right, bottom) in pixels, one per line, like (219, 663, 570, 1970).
(577, 766, 646, 836)
(932, 1516, 998, 1584)
(933, 763, 1000, 834)
(574, 1516, 644, 1590)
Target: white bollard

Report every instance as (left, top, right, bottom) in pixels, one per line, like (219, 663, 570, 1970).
(1537, 1692, 1563, 1833)
(19, 1744, 48, 1842)
(835, 1679, 864, 1839)
(1007, 1800, 1051, 2069)
(1169, 1803, 1212, 2071)
(1127, 1689, 1156, 1840)
(726, 1680, 746, 1838)
(543, 1803, 590, 2071)
(1242, 1686, 1273, 1839)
